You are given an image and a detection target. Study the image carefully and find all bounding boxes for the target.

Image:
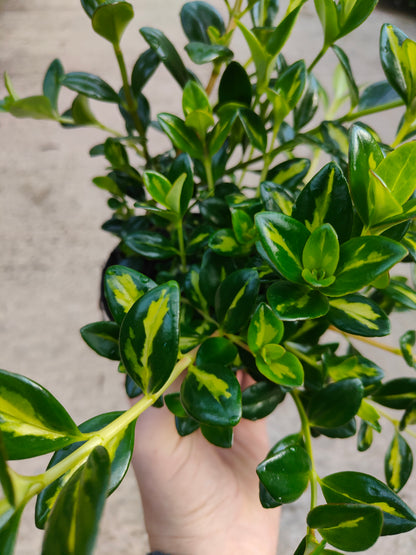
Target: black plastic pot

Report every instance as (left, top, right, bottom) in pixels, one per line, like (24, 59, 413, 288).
(378, 0, 416, 14)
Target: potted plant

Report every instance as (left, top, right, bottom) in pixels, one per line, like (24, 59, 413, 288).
(1, 0, 416, 553)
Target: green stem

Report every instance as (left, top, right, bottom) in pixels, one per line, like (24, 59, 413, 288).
(203, 154, 215, 192)
(113, 43, 151, 164)
(337, 99, 404, 124)
(13, 353, 196, 507)
(285, 343, 322, 372)
(308, 45, 328, 72)
(291, 389, 319, 530)
(177, 219, 187, 272)
(391, 107, 415, 147)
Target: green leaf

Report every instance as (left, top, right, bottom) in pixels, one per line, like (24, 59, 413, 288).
(328, 294, 390, 337)
(357, 420, 373, 452)
(242, 381, 285, 421)
(332, 45, 359, 107)
(267, 158, 311, 190)
(157, 113, 204, 159)
(181, 364, 241, 427)
(196, 337, 237, 368)
(0, 369, 82, 459)
(8, 96, 57, 120)
(308, 378, 363, 428)
(104, 265, 156, 325)
(248, 302, 284, 354)
(0, 505, 24, 555)
(400, 330, 416, 369)
(0, 432, 14, 506)
(182, 80, 211, 117)
(131, 49, 159, 95)
(35, 411, 135, 529)
(265, 1, 307, 58)
(209, 229, 245, 255)
(119, 282, 180, 394)
(274, 60, 307, 112)
(326, 355, 384, 388)
(140, 27, 192, 88)
(385, 279, 416, 311)
(143, 170, 172, 207)
(267, 282, 329, 320)
(92, 2, 134, 44)
(43, 59, 64, 110)
(180, 1, 225, 43)
(61, 72, 119, 102)
(257, 445, 311, 504)
(80, 321, 120, 360)
(400, 400, 416, 431)
(200, 423, 233, 447)
(385, 432, 413, 493)
(372, 378, 416, 410)
(348, 124, 385, 227)
(294, 73, 320, 130)
(314, 0, 340, 47)
(359, 80, 402, 110)
(250, 0, 279, 27)
(307, 503, 383, 551)
(322, 236, 407, 297)
(255, 348, 304, 388)
(374, 141, 416, 206)
(185, 42, 233, 64)
(41, 446, 110, 555)
(71, 94, 99, 125)
(320, 470, 416, 535)
(80, 0, 119, 18)
(255, 212, 310, 283)
(337, 0, 378, 39)
(218, 61, 252, 107)
(380, 24, 416, 106)
(124, 231, 178, 259)
(238, 107, 267, 152)
(302, 223, 340, 283)
(215, 268, 260, 333)
(235, 21, 269, 91)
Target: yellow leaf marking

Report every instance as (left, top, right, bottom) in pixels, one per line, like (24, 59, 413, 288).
(140, 290, 170, 392)
(189, 366, 231, 403)
(305, 166, 334, 232)
(338, 249, 389, 274)
(108, 273, 142, 314)
(253, 306, 281, 351)
(388, 434, 402, 491)
(329, 299, 380, 330)
(266, 223, 301, 266)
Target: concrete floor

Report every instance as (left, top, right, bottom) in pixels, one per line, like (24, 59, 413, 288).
(0, 0, 415, 553)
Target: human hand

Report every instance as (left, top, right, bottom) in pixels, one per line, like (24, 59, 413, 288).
(129, 371, 280, 555)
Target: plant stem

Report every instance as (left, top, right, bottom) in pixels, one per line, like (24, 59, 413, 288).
(177, 219, 187, 272)
(13, 353, 196, 507)
(337, 99, 404, 124)
(291, 390, 319, 534)
(391, 107, 415, 147)
(203, 154, 215, 192)
(308, 45, 328, 72)
(113, 43, 151, 164)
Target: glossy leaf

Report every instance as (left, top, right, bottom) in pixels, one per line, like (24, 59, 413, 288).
(357, 420, 373, 452)
(157, 113, 204, 159)
(323, 236, 407, 297)
(372, 378, 416, 410)
(400, 330, 416, 369)
(325, 355, 384, 388)
(242, 381, 285, 421)
(257, 445, 311, 504)
(307, 503, 383, 552)
(41, 446, 110, 555)
(385, 280, 416, 311)
(119, 282, 180, 394)
(80, 321, 120, 360)
(308, 378, 364, 428)
(181, 364, 241, 427)
(255, 348, 304, 388)
(235, 21, 269, 91)
(196, 337, 238, 368)
(328, 294, 390, 337)
(265, 1, 307, 59)
(275, 60, 307, 111)
(140, 27, 192, 88)
(266, 158, 310, 191)
(302, 223, 339, 284)
(0, 506, 23, 555)
(218, 62, 252, 107)
(80, 0, 119, 18)
(267, 282, 329, 320)
(400, 400, 416, 431)
(0, 368, 82, 459)
(375, 141, 416, 205)
(314, 0, 339, 47)
(104, 265, 156, 325)
(238, 108, 267, 152)
(124, 231, 178, 259)
(380, 24, 416, 106)
(337, 0, 378, 39)
(294, 73, 320, 130)
(255, 212, 310, 283)
(359, 80, 402, 110)
(385, 432, 413, 493)
(35, 411, 135, 529)
(248, 303, 284, 354)
(320, 470, 416, 535)
(200, 423, 233, 447)
(215, 268, 260, 333)
(42, 59, 64, 110)
(332, 45, 359, 108)
(71, 94, 98, 125)
(61, 72, 119, 102)
(180, 1, 225, 43)
(131, 49, 160, 95)
(92, 2, 134, 44)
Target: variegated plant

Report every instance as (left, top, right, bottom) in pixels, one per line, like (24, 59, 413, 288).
(1, 0, 416, 553)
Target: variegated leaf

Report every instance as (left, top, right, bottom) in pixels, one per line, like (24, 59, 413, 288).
(400, 330, 416, 369)
(255, 348, 304, 388)
(119, 282, 180, 394)
(0, 369, 83, 460)
(267, 282, 329, 320)
(328, 294, 390, 337)
(385, 432, 413, 493)
(248, 303, 284, 355)
(104, 265, 156, 324)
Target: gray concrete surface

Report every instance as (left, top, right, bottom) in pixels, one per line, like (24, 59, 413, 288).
(0, 0, 415, 553)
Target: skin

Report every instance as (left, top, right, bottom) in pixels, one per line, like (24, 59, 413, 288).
(129, 371, 280, 555)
